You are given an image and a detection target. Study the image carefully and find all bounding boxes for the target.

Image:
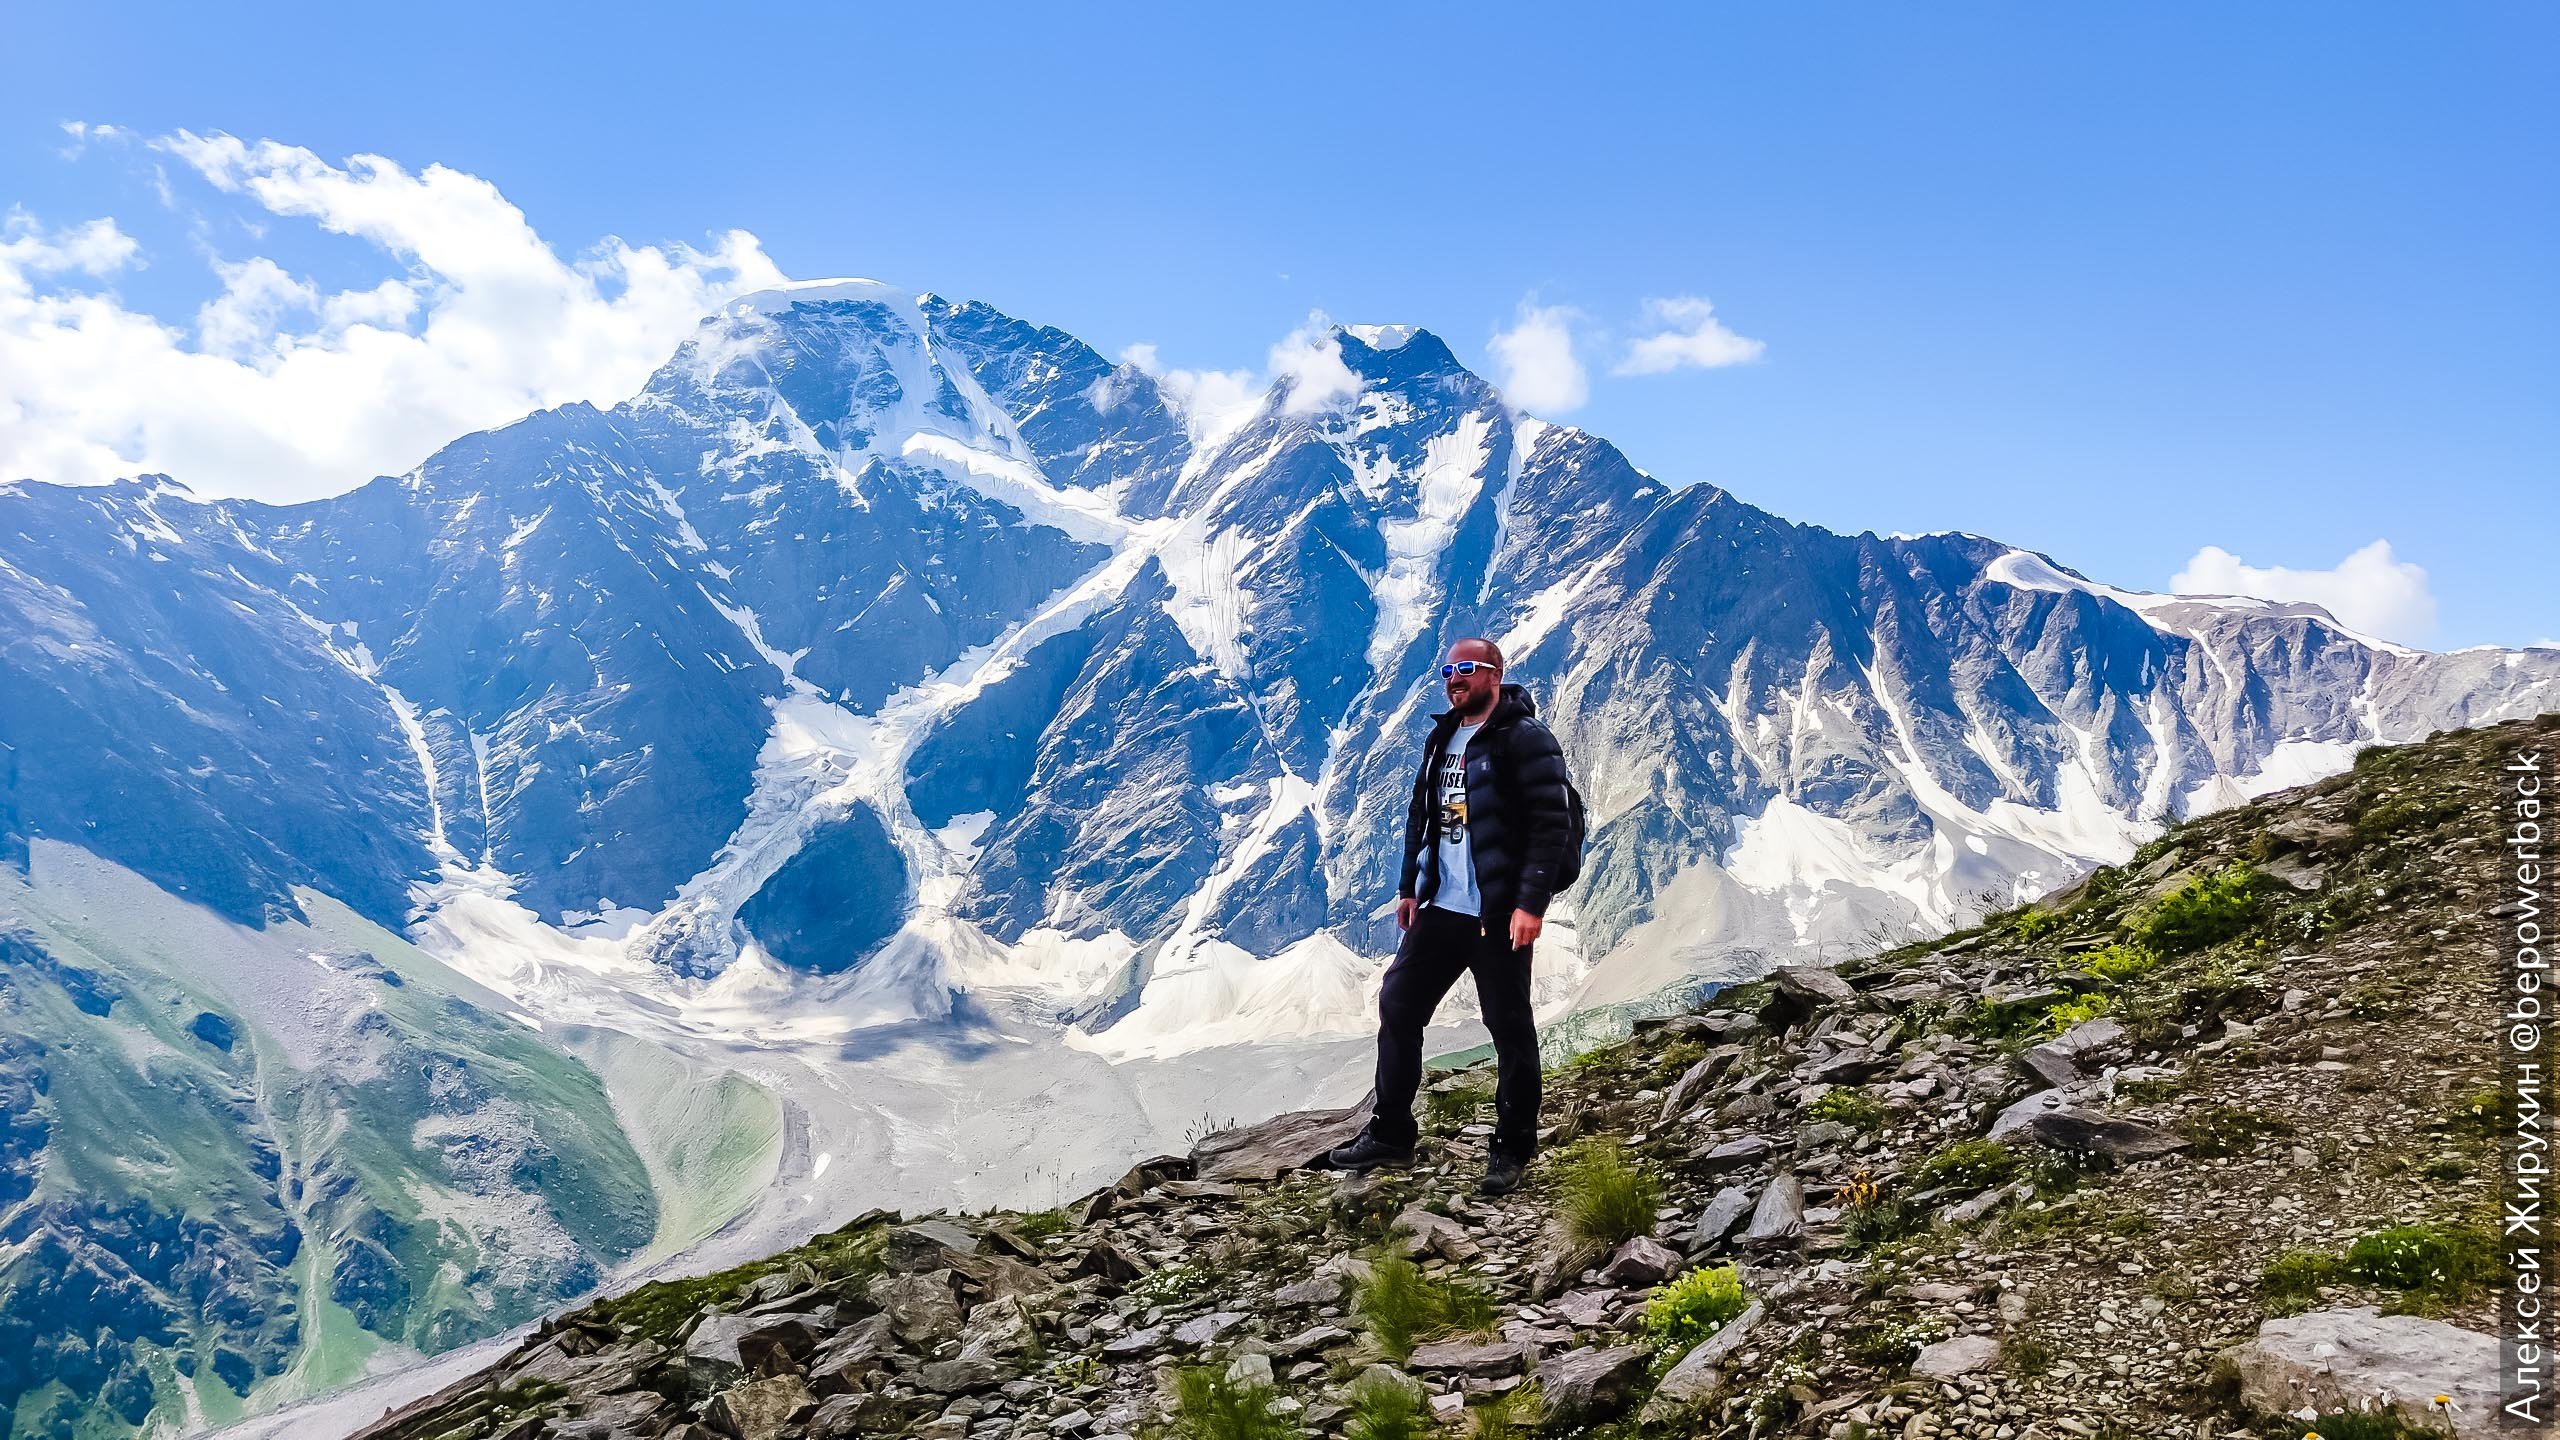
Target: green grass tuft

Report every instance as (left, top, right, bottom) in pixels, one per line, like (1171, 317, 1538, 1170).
(1353, 1256, 1497, 1362)
(1015, 1207, 1072, 1240)
(1424, 1081, 1493, 1131)
(1466, 1382, 1544, 1440)
(1554, 1139, 1664, 1247)
(1165, 1366, 1301, 1440)
(1341, 1374, 1427, 1440)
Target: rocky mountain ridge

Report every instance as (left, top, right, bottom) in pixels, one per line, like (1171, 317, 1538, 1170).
(341, 714, 2540, 1440)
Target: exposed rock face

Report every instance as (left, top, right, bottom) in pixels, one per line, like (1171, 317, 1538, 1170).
(1691, 1184, 1755, 1248)
(1741, 1173, 1805, 1248)
(1990, 1095, 2188, 1160)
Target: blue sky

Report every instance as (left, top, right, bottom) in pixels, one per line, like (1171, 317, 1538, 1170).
(4, 2, 2551, 647)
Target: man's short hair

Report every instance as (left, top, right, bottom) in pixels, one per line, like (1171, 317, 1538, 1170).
(1454, 636, 1505, 668)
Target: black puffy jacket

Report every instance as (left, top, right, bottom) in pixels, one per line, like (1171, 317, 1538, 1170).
(1398, 682, 1574, 922)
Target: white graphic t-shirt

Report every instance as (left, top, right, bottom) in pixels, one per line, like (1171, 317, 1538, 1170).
(1428, 721, 1484, 918)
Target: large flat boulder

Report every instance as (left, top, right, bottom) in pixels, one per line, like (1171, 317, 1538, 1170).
(1191, 1096, 1375, 1182)
(1742, 1174, 1804, 1248)
(702, 1375, 816, 1440)
(2018, 1017, 2129, 1090)
(1988, 1090, 2184, 1159)
(1760, 966, 1857, 1031)
(2224, 1307, 2498, 1438)
(1691, 1185, 1756, 1249)
(1532, 1345, 1651, 1428)
(1911, 1334, 1998, 1378)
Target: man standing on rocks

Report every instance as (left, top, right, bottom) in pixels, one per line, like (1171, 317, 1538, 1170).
(1329, 637, 1579, 1196)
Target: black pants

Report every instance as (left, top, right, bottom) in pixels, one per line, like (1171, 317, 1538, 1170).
(1368, 904, 1542, 1159)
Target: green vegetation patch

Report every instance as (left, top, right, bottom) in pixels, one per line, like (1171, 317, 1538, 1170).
(1911, 1139, 2020, 1195)
(1135, 1261, 1218, 1305)
(1844, 1315, 1948, 1370)
(1341, 1373, 1427, 1440)
(1806, 1088, 1888, 1131)
(2129, 862, 2273, 955)
(2079, 943, 2160, 983)
(2260, 1222, 2501, 1310)
(2005, 907, 2068, 942)
(2258, 1411, 2453, 1440)
(1465, 1382, 1544, 1440)
(2351, 794, 2464, 846)
(1423, 1080, 1493, 1131)
(1642, 1264, 1750, 1360)
(585, 1216, 887, 1342)
(2040, 994, 2113, 1033)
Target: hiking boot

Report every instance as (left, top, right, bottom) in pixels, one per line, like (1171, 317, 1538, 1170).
(1479, 1152, 1529, 1197)
(1326, 1130, 1416, 1172)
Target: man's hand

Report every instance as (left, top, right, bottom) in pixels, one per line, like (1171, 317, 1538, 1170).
(1508, 908, 1542, 949)
(1398, 897, 1417, 932)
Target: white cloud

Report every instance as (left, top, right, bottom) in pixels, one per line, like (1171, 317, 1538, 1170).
(1487, 300, 1587, 415)
(0, 131, 785, 503)
(2172, 539, 2438, 645)
(1119, 342, 1260, 450)
(56, 121, 133, 159)
(1615, 294, 1765, 375)
(1120, 311, 1364, 451)
(1, 212, 141, 276)
(1267, 316, 1361, 417)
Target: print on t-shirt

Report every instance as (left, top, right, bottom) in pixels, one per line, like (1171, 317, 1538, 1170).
(1436, 747, 1469, 838)
(1429, 721, 1484, 917)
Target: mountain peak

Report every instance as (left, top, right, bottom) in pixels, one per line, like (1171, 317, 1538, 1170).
(1332, 324, 1468, 392)
(1340, 323, 1420, 352)
(720, 277, 911, 321)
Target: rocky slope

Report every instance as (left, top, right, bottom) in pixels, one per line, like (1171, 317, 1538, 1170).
(345, 715, 2538, 1440)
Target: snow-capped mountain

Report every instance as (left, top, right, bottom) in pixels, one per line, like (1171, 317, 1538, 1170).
(3, 279, 2555, 1434)
(8, 280, 2557, 1035)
